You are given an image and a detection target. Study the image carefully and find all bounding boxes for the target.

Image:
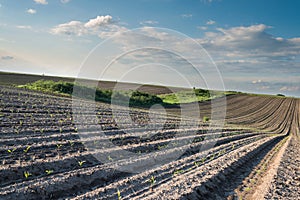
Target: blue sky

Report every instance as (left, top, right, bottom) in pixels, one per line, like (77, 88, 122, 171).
(0, 0, 299, 96)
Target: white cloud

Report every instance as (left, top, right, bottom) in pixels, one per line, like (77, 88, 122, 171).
(34, 0, 48, 5)
(61, 0, 71, 3)
(51, 15, 125, 38)
(16, 25, 32, 29)
(280, 86, 299, 92)
(198, 26, 208, 30)
(252, 80, 262, 84)
(84, 15, 113, 28)
(198, 24, 296, 55)
(27, 9, 36, 14)
(206, 20, 216, 25)
(181, 14, 193, 18)
(51, 21, 86, 36)
(195, 23, 300, 96)
(140, 20, 158, 26)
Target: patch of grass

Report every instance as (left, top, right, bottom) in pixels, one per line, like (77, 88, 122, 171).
(19, 80, 164, 108)
(158, 88, 226, 104)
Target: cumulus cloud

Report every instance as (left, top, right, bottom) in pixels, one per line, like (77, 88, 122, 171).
(84, 15, 112, 28)
(34, 0, 48, 5)
(198, 24, 300, 67)
(206, 20, 216, 25)
(51, 21, 86, 36)
(27, 9, 36, 14)
(193, 23, 300, 96)
(51, 15, 125, 38)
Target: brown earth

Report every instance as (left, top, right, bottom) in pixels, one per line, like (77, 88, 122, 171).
(0, 81, 299, 200)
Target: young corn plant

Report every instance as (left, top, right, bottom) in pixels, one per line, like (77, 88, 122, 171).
(24, 171, 32, 179)
(7, 148, 17, 154)
(69, 141, 74, 147)
(117, 189, 122, 200)
(200, 157, 206, 164)
(23, 146, 31, 153)
(149, 175, 156, 191)
(108, 155, 113, 161)
(78, 160, 86, 167)
(56, 144, 63, 150)
(173, 169, 184, 176)
(45, 169, 54, 175)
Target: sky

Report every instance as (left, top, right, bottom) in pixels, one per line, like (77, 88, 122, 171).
(0, 0, 299, 96)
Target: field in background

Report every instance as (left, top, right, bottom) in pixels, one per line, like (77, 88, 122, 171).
(0, 71, 299, 199)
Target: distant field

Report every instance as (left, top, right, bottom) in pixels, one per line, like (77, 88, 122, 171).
(0, 71, 188, 95)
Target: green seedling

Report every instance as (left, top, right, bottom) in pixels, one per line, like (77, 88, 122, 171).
(69, 141, 74, 146)
(117, 189, 122, 200)
(108, 155, 113, 161)
(149, 175, 156, 186)
(56, 144, 63, 149)
(173, 169, 184, 176)
(23, 146, 31, 153)
(24, 171, 32, 179)
(7, 148, 17, 153)
(45, 169, 54, 175)
(78, 160, 86, 167)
